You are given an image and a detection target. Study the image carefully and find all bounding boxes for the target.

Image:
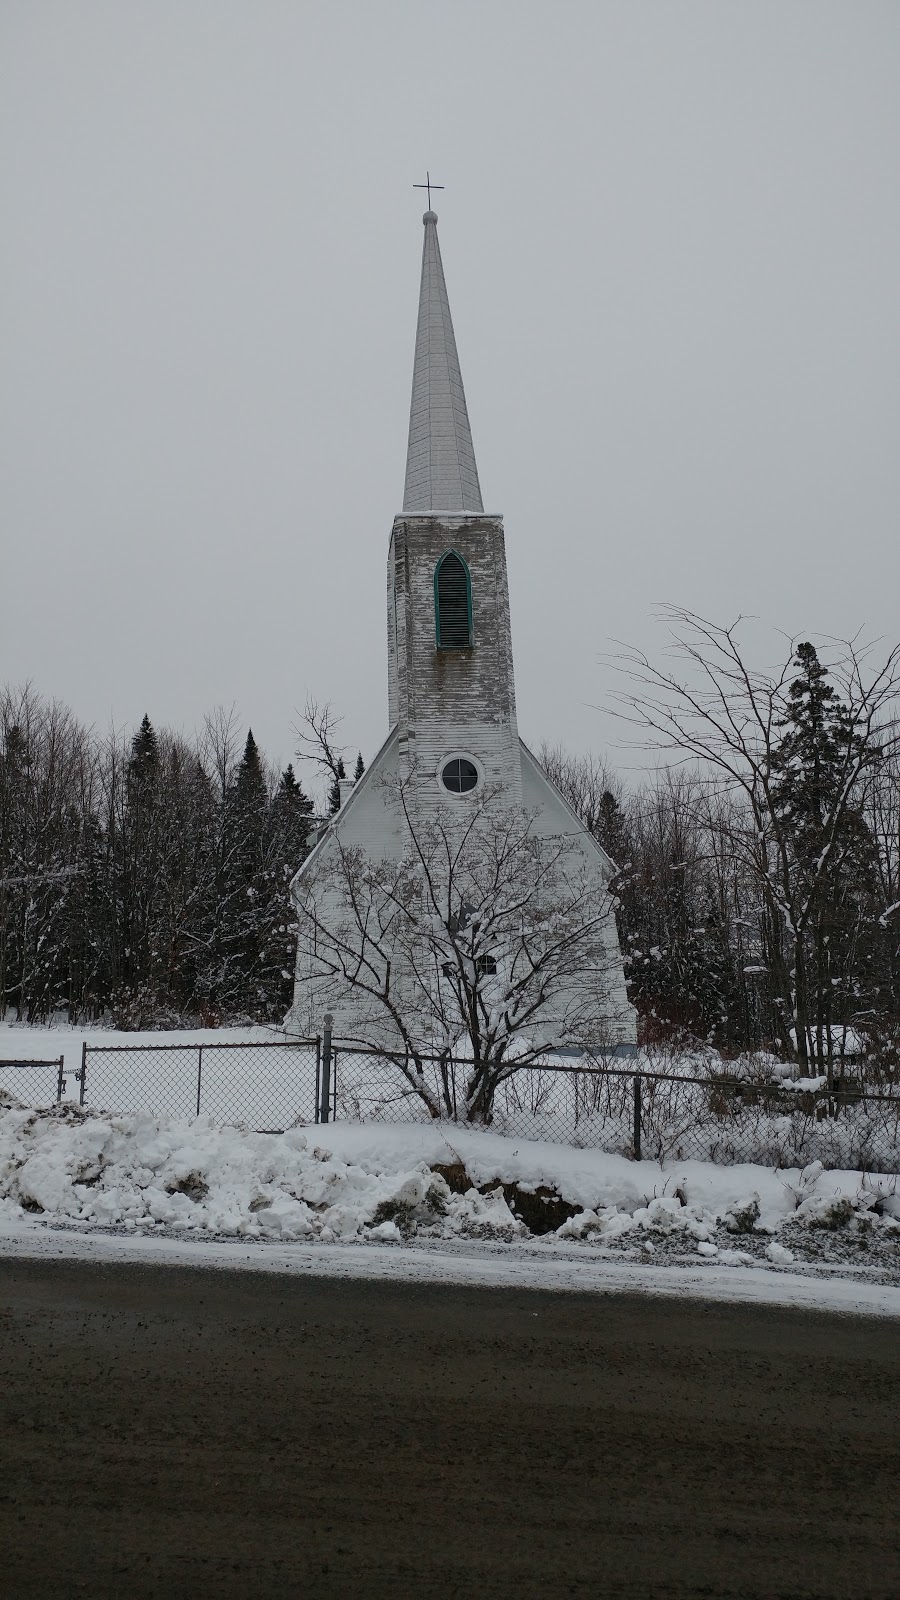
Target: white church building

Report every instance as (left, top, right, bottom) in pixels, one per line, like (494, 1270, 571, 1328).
(286, 206, 636, 1057)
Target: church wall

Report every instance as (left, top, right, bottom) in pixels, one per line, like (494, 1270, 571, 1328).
(286, 732, 409, 1040)
(286, 730, 636, 1049)
(518, 742, 637, 1047)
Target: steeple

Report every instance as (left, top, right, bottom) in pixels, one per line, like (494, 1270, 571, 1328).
(402, 211, 484, 515)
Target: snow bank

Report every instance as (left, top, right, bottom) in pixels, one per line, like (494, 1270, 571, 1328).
(0, 1096, 523, 1243)
(2, 1095, 897, 1255)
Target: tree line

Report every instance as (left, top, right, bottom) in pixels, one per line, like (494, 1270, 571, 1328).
(2, 616, 899, 1063)
(544, 617, 900, 1072)
(0, 695, 320, 1027)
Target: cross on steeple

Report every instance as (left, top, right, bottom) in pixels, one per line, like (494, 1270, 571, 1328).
(413, 171, 444, 210)
(403, 177, 482, 514)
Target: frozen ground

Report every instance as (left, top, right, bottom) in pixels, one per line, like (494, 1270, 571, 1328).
(1, 1091, 897, 1316)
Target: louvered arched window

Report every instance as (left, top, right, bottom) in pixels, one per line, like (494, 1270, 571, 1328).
(434, 551, 473, 648)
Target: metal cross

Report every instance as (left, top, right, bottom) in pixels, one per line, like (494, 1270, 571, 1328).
(413, 171, 444, 209)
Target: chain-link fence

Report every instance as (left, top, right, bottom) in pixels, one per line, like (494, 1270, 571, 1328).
(331, 1046, 900, 1173)
(0, 1055, 66, 1108)
(79, 1038, 320, 1132)
(68, 1034, 900, 1172)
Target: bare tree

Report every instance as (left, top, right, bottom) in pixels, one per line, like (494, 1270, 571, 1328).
(613, 609, 900, 1071)
(294, 698, 346, 795)
(538, 744, 624, 838)
(293, 777, 629, 1121)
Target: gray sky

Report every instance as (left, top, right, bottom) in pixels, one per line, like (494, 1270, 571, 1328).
(2, 1, 899, 795)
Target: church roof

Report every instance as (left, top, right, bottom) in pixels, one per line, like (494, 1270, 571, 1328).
(402, 211, 484, 515)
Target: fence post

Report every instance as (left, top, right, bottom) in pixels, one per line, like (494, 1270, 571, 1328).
(79, 1040, 87, 1107)
(196, 1045, 204, 1117)
(56, 1055, 66, 1104)
(320, 1014, 333, 1124)
(633, 1074, 642, 1161)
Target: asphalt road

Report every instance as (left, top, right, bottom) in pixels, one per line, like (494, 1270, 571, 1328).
(1, 1259, 898, 1599)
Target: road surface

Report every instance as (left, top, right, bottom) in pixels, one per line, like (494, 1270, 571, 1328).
(1, 1258, 897, 1598)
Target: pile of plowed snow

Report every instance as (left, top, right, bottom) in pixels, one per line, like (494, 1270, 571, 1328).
(1, 1094, 898, 1254)
(0, 1096, 522, 1242)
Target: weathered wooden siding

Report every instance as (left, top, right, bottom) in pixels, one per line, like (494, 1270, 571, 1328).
(389, 513, 523, 808)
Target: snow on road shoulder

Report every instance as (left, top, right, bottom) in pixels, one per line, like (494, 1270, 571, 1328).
(1, 1094, 898, 1315)
(0, 1095, 519, 1244)
(2, 1218, 899, 1320)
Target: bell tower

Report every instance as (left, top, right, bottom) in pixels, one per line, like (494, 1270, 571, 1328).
(387, 210, 522, 807)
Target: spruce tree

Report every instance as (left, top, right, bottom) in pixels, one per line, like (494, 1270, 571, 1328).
(127, 714, 159, 792)
(353, 751, 365, 782)
(595, 790, 628, 867)
(115, 714, 164, 1011)
(208, 730, 268, 1016)
(770, 643, 879, 1066)
(273, 764, 314, 857)
(234, 730, 266, 809)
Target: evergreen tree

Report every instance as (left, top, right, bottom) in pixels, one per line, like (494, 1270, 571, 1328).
(771, 646, 861, 849)
(231, 730, 267, 855)
(273, 764, 314, 851)
(217, 730, 270, 1007)
(769, 643, 879, 1064)
(127, 714, 159, 792)
(354, 751, 365, 782)
(595, 790, 628, 867)
(118, 714, 166, 1003)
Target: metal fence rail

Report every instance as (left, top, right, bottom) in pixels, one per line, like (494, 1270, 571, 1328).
(331, 1046, 900, 1174)
(79, 1037, 321, 1132)
(0, 1056, 66, 1107)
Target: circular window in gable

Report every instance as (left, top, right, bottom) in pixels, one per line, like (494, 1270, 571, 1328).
(441, 757, 479, 794)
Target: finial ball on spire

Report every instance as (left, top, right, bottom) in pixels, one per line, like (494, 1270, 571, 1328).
(423, 209, 438, 224)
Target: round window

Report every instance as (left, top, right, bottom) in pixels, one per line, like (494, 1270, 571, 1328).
(441, 757, 479, 794)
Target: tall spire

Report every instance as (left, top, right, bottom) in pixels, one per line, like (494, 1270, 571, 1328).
(403, 210, 483, 515)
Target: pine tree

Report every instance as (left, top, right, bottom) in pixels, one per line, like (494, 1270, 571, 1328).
(274, 764, 315, 847)
(328, 757, 346, 815)
(228, 730, 268, 904)
(115, 714, 165, 1008)
(127, 714, 159, 792)
(771, 646, 859, 851)
(770, 643, 879, 1067)
(354, 751, 365, 782)
(595, 790, 628, 867)
(233, 731, 266, 815)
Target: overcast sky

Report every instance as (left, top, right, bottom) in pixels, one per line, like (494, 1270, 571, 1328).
(2, 1, 899, 795)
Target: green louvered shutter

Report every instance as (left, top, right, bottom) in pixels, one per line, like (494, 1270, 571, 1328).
(436, 553, 472, 647)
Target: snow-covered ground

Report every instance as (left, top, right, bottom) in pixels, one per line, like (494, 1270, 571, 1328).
(0, 1021, 282, 1087)
(0, 1021, 302, 1124)
(4, 1021, 898, 1175)
(2, 1090, 898, 1316)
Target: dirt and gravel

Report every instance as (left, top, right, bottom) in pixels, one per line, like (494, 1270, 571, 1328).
(1, 1258, 898, 1600)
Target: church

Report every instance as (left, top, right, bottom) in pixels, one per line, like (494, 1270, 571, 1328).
(286, 205, 636, 1058)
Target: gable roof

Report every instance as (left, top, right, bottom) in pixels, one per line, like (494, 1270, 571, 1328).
(518, 740, 619, 877)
